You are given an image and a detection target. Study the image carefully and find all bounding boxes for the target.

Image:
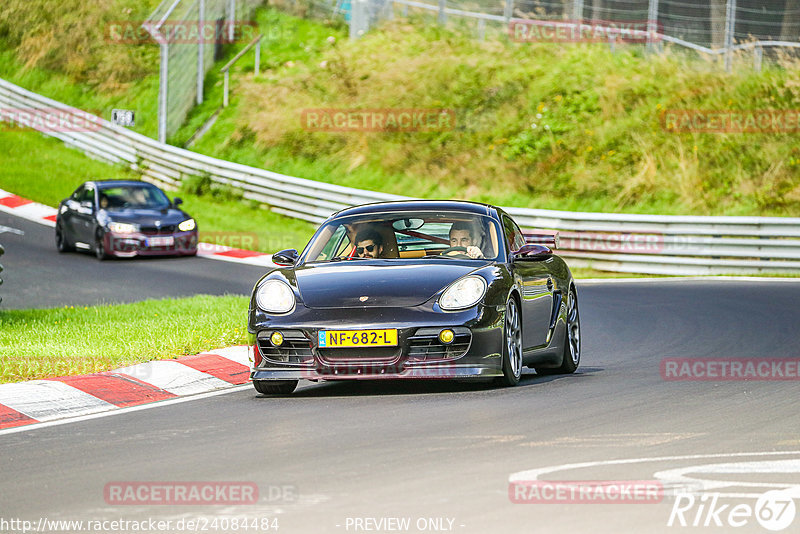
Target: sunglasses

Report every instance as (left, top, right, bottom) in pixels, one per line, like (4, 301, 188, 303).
(356, 245, 376, 254)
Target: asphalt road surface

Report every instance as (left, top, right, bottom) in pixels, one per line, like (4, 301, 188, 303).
(2, 279, 799, 533)
(0, 212, 269, 309)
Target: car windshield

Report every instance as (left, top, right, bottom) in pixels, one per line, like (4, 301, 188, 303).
(302, 211, 502, 262)
(98, 184, 171, 210)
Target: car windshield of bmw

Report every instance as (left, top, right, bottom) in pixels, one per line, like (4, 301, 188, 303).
(97, 183, 171, 211)
(301, 212, 503, 263)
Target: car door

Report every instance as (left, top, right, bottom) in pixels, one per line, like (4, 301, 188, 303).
(72, 185, 97, 245)
(504, 214, 554, 350)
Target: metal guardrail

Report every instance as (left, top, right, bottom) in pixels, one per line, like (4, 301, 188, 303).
(0, 243, 4, 304)
(1, 76, 800, 276)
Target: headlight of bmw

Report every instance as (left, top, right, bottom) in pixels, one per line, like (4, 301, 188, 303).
(439, 275, 487, 311)
(178, 219, 196, 232)
(108, 222, 138, 234)
(255, 279, 296, 314)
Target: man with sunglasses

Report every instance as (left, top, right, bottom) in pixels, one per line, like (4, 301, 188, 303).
(354, 229, 384, 259)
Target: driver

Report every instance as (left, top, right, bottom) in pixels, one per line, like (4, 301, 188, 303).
(449, 221, 484, 259)
(354, 229, 384, 259)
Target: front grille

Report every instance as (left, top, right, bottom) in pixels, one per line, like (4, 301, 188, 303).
(257, 330, 313, 365)
(318, 347, 401, 363)
(141, 224, 177, 235)
(408, 327, 471, 361)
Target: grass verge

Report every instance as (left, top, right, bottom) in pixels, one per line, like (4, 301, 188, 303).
(0, 295, 249, 383)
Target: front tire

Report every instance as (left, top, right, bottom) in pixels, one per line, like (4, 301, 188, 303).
(497, 296, 523, 387)
(253, 380, 297, 395)
(94, 230, 108, 261)
(538, 287, 580, 375)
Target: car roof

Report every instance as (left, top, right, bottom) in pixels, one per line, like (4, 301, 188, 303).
(330, 200, 499, 219)
(86, 180, 160, 190)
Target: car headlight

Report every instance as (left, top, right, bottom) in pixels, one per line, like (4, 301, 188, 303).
(178, 219, 196, 232)
(255, 279, 296, 314)
(108, 222, 138, 234)
(439, 275, 487, 311)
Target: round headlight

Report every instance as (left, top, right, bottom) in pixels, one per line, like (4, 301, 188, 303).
(178, 219, 196, 232)
(255, 279, 296, 314)
(439, 275, 487, 311)
(108, 222, 137, 234)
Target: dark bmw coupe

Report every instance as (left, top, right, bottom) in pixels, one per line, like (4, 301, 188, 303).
(248, 200, 581, 395)
(55, 180, 198, 260)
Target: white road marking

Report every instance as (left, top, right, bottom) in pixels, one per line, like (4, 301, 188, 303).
(0, 224, 24, 235)
(653, 459, 800, 498)
(0, 380, 116, 421)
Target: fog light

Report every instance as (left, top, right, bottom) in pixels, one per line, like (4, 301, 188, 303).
(439, 329, 455, 344)
(270, 331, 284, 347)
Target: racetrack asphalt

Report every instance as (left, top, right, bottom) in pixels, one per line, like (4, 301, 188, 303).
(0, 211, 269, 309)
(2, 278, 799, 533)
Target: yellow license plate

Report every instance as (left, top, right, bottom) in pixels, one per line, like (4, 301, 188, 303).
(318, 329, 398, 348)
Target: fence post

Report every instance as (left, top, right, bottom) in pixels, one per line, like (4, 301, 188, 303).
(223, 70, 229, 107)
(647, 0, 659, 53)
(478, 18, 486, 40)
(158, 42, 168, 143)
(573, 0, 584, 23)
(197, 0, 205, 105)
(504, 0, 513, 24)
(350, 0, 369, 39)
(229, 0, 236, 42)
(438, 0, 446, 25)
(255, 39, 261, 76)
(724, 0, 736, 72)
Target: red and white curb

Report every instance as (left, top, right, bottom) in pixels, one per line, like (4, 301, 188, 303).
(0, 188, 276, 267)
(0, 345, 253, 431)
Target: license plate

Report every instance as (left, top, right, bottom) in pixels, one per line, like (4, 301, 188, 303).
(145, 236, 174, 247)
(318, 329, 398, 348)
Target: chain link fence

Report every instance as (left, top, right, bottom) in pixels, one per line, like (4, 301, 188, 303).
(144, 0, 265, 143)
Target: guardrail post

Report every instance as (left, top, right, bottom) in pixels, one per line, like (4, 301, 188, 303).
(478, 18, 486, 40)
(608, 33, 616, 53)
(255, 39, 261, 76)
(197, 0, 205, 105)
(724, 0, 736, 72)
(438, 0, 446, 25)
(223, 70, 230, 107)
(753, 42, 762, 71)
(350, 0, 369, 39)
(504, 0, 513, 24)
(229, 0, 236, 42)
(646, 0, 659, 53)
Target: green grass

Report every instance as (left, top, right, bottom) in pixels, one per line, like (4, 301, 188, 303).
(0, 130, 317, 252)
(0, 295, 249, 383)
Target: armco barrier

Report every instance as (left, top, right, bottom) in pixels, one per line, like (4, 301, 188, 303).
(0, 243, 4, 304)
(1, 76, 799, 276)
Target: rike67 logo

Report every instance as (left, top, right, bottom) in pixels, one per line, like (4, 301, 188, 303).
(668, 490, 797, 531)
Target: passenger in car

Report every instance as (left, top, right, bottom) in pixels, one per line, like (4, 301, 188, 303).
(449, 221, 485, 259)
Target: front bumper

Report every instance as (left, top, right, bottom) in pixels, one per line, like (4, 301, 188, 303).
(104, 230, 198, 257)
(248, 304, 505, 381)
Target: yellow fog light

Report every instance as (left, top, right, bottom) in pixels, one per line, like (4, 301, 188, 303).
(439, 329, 455, 344)
(270, 331, 284, 347)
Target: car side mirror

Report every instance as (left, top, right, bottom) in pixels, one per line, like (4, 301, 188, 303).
(173, 197, 183, 207)
(78, 201, 95, 214)
(272, 249, 298, 266)
(512, 244, 552, 261)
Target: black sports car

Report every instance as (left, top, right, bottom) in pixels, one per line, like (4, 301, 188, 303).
(248, 200, 581, 395)
(55, 180, 198, 260)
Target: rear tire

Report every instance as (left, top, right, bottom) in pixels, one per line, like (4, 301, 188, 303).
(55, 223, 74, 253)
(537, 287, 580, 375)
(253, 380, 297, 395)
(496, 296, 523, 387)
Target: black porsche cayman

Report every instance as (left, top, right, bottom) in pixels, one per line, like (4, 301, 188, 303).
(248, 200, 580, 395)
(55, 180, 198, 260)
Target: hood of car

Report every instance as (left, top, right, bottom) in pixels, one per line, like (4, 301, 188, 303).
(105, 208, 188, 226)
(293, 260, 485, 309)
